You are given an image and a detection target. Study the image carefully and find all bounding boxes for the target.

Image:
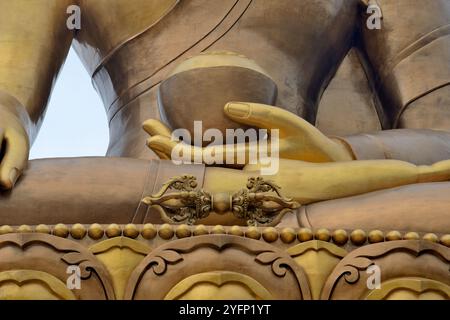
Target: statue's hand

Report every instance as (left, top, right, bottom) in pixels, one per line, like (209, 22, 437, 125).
(0, 106, 29, 190)
(143, 102, 353, 165)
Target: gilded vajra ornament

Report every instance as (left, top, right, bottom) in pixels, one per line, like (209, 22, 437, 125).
(232, 177, 300, 226)
(142, 175, 211, 225)
(142, 175, 300, 226)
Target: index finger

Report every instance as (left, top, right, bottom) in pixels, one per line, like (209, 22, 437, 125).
(0, 129, 29, 189)
(143, 119, 172, 138)
(224, 102, 328, 138)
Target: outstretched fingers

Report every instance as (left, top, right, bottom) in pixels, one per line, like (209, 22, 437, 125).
(224, 102, 353, 162)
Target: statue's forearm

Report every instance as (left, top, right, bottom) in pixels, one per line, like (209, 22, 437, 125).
(0, 158, 205, 226)
(0, 0, 74, 141)
(335, 128, 450, 165)
(206, 159, 450, 205)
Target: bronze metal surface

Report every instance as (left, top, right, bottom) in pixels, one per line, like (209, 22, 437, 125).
(0, 0, 449, 234)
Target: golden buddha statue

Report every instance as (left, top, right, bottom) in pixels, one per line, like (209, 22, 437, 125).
(0, 0, 449, 233)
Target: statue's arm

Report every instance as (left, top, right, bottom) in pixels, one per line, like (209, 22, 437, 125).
(206, 158, 450, 205)
(328, 0, 450, 164)
(1, 157, 448, 226)
(0, 0, 75, 189)
(359, 0, 450, 130)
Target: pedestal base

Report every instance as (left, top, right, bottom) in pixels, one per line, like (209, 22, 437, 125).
(0, 223, 448, 300)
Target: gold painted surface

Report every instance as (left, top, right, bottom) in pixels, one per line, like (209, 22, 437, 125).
(287, 241, 347, 300)
(168, 51, 272, 78)
(165, 271, 273, 300)
(90, 237, 151, 300)
(384, 290, 447, 300)
(147, 99, 450, 207)
(0, 270, 76, 300)
(366, 278, 450, 300)
(89, 236, 151, 255)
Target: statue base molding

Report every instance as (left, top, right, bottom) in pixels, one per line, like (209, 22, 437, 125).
(0, 223, 448, 300)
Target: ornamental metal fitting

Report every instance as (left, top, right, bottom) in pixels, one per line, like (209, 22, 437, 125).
(142, 175, 300, 227)
(141, 175, 211, 225)
(231, 177, 300, 226)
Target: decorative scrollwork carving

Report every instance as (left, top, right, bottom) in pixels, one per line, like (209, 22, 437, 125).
(255, 251, 291, 277)
(124, 235, 311, 300)
(143, 175, 300, 226)
(321, 241, 450, 300)
(147, 250, 183, 276)
(0, 233, 115, 300)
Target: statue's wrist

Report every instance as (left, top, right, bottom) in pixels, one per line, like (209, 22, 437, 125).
(0, 90, 33, 139)
(330, 137, 357, 160)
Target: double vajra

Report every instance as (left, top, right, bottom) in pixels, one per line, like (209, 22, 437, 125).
(142, 175, 300, 227)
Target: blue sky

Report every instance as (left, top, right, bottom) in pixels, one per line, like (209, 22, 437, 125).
(29, 48, 109, 159)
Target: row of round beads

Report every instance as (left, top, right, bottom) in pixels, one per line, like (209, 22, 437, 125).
(0, 224, 448, 247)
